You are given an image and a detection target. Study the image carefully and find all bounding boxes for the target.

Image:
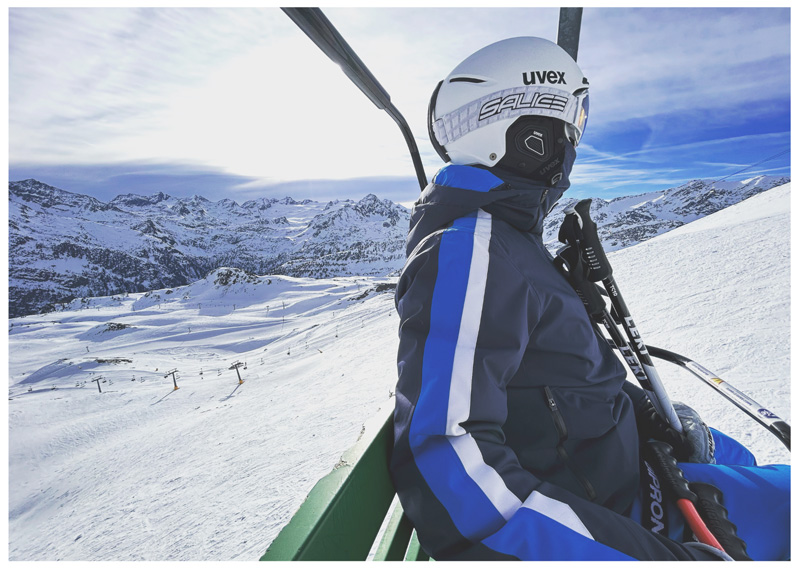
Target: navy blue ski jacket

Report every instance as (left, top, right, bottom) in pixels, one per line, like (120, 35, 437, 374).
(391, 163, 722, 561)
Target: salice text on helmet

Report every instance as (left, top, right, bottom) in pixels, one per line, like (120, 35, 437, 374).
(479, 91, 569, 121)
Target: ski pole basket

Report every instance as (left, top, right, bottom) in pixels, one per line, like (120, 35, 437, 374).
(260, 407, 429, 561)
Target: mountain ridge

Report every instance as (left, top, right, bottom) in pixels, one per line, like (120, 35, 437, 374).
(9, 175, 789, 317)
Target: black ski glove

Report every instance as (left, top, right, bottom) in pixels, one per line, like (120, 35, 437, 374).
(623, 381, 715, 463)
(636, 399, 715, 464)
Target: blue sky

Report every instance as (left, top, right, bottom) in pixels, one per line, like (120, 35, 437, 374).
(7, 6, 792, 204)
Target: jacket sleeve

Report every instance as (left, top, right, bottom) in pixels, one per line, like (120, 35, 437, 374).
(390, 211, 721, 561)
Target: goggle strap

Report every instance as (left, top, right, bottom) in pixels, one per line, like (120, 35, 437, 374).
(434, 85, 588, 147)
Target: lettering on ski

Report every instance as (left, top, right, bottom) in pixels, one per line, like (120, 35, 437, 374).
(522, 70, 567, 85)
(624, 316, 647, 355)
(685, 360, 716, 380)
(758, 408, 779, 419)
(479, 91, 569, 121)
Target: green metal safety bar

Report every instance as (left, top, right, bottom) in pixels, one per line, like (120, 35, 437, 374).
(261, 407, 430, 561)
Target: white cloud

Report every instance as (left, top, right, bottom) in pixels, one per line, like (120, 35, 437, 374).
(8, 6, 791, 194)
(579, 8, 790, 126)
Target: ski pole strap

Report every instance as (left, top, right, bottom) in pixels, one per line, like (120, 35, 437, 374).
(644, 441, 726, 554)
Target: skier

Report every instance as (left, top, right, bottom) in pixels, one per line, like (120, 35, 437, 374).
(391, 36, 789, 561)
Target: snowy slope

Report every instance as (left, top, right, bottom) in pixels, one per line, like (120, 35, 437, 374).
(609, 182, 791, 464)
(7, 183, 791, 560)
(9, 272, 401, 560)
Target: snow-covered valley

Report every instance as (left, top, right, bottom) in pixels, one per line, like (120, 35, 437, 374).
(7, 183, 791, 561)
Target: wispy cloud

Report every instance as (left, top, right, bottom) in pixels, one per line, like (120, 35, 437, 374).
(8, 7, 791, 202)
(582, 132, 789, 165)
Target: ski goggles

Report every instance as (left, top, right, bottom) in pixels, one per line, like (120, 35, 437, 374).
(433, 85, 590, 147)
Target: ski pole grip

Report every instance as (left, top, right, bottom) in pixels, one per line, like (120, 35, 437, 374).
(571, 199, 612, 282)
(644, 441, 696, 503)
(690, 482, 751, 561)
(554, 246, 607, 319)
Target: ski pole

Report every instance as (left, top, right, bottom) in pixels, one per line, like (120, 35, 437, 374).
(584, 279, 791, 451)
(559, 200, 683, 432)
(645, 441, 727, 555)
(554, 246, 668, 418)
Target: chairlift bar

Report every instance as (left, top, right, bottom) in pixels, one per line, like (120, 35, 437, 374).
(282, 8, 428, 191)
(557, 8, 583, 62)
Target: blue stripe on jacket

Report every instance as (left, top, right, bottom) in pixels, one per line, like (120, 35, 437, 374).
(409, 211, 507, 540)
(406, 209, 632, 560)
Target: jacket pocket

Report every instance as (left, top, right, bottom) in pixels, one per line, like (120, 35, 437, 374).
(544, 386, 598, 502)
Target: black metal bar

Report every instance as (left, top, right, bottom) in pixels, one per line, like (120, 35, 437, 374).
(558, 8, 583, 62)
(648, 345, 790, 451)
(282, 7, 428, 191)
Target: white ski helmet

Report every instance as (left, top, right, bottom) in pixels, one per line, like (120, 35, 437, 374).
(428, 36, 590, 172)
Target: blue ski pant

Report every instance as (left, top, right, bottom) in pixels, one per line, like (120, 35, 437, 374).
(633, 429, 790, 560)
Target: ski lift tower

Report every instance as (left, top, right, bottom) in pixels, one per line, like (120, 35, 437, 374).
(165, 369, 179, 390)
(230, 361, 245, 385)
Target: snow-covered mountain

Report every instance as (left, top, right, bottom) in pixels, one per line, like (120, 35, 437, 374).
(8, 175, 788, 318)
(7, 183, 791, 561)
(9, 179, 409, 317)
(543, 175, 790, 251)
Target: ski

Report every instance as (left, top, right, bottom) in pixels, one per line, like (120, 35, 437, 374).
(647, 345, 790, 451)
(282, 7, 428, 191)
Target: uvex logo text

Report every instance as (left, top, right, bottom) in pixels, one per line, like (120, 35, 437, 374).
(523, 71, 567, 85)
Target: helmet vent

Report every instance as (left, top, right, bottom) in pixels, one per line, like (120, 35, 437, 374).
(449, 77, 486, 84)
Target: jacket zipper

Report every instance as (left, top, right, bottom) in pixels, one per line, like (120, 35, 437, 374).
(544, 386, 598, 502)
